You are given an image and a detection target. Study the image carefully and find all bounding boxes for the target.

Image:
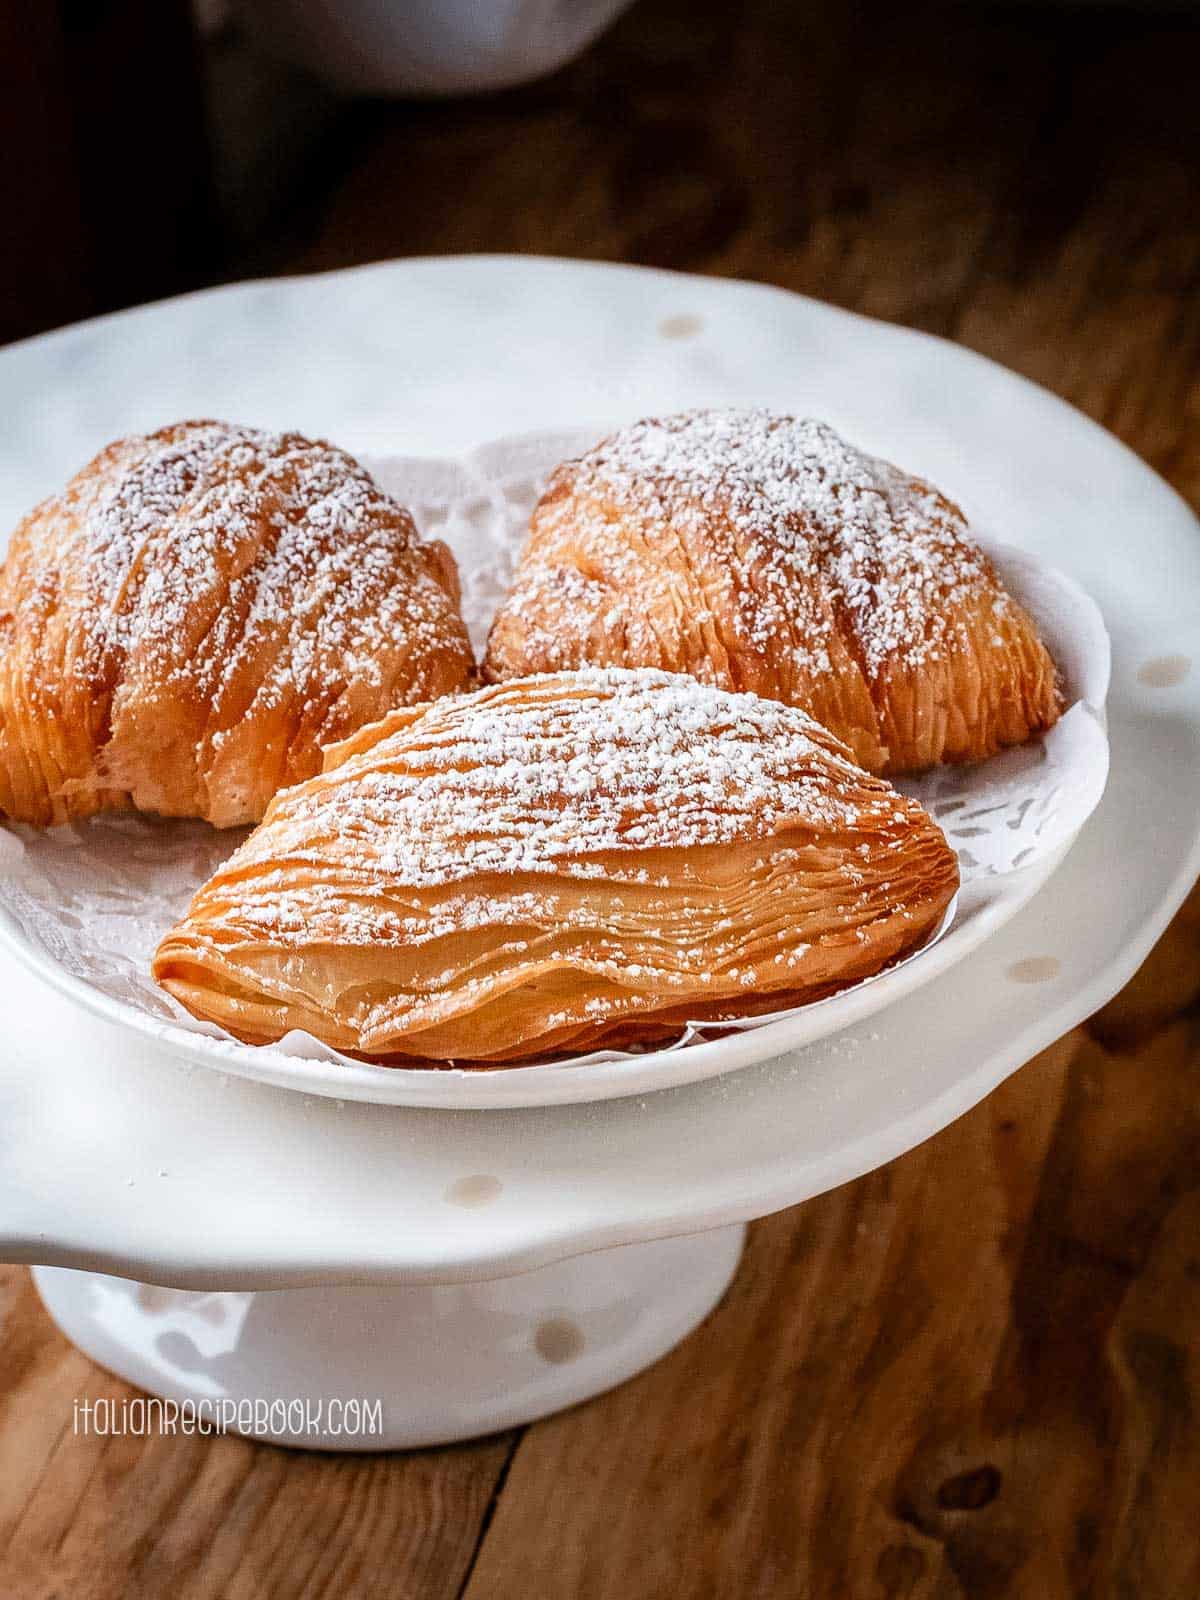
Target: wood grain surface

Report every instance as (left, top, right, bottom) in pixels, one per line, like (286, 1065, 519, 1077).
(2, 0, 1198, 1594)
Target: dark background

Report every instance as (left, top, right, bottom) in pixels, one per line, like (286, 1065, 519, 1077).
(3, 3, 1200, 1596)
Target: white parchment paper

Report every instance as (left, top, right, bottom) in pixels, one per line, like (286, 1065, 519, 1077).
(0, 429, 1111, 1069)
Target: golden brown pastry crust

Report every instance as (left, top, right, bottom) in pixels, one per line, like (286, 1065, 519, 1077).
(0, 421, 474, 827)
(483, 411, 1062, 774)
(153, 669, 959, 1066)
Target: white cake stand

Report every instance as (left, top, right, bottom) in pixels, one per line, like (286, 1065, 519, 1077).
(1, 258, 1197, 1449)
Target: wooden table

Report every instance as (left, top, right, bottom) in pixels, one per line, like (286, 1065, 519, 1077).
(3, 0, 1199, 1593)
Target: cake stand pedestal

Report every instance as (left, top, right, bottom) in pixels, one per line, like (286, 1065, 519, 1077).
(32, 1228, 745, 1450)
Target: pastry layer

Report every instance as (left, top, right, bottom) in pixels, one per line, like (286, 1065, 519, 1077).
(0, 421, 474, 826)
(483, 410, 1062, 773)
(154, 669, 959, 1065)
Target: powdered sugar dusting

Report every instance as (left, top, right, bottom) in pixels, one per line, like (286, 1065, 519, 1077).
(224, 668, 911, 914)
(494, 410, 1003, 681)
(75, 422, 466, 696)
(3, 421, 475, 825)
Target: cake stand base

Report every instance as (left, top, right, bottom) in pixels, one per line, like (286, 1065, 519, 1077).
(32, 1224, 745, 1450)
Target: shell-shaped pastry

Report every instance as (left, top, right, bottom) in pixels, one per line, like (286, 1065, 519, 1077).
(153, 669, 959, 1065)
(483, 410, 1062, 774)
(0, 421, 474, 827)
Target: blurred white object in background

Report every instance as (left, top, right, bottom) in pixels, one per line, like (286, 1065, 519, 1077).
(231, 0, 637, 95)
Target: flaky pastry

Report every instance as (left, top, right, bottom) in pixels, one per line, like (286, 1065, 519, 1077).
(153, 668, 959, 1065)
(0, 421, 474, 827)
(483, 410, 1062, 774)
